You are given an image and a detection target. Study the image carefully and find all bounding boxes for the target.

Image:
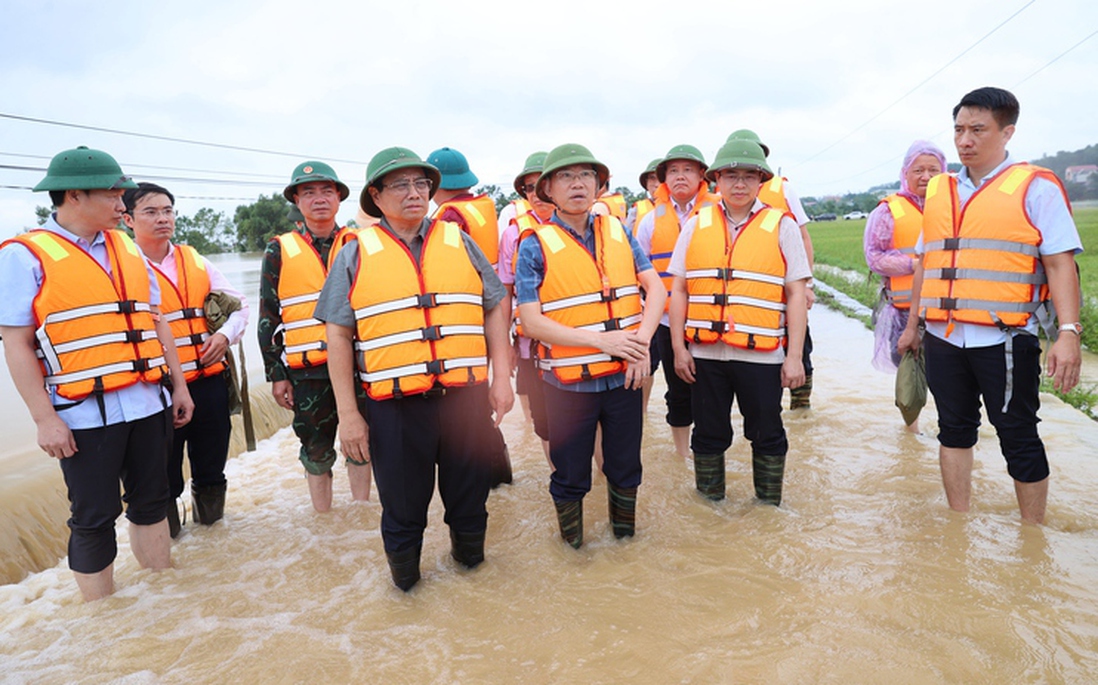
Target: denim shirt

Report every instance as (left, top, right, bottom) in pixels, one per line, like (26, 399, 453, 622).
(514, 212, 653, 393)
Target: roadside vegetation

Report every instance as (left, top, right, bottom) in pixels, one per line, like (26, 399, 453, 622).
(808, 207, 1098, 419)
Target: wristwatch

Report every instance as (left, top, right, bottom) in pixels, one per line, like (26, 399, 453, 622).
(1059, 322, 1084, 335)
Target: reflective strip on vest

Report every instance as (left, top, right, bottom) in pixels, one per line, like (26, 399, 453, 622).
(285, 340, 326, 355)
(923, 268, 1045, 285)
(920, 297, 1044, 314)
(923, 237, 1041, 257)
(283, 317, 323, 332)
(537, 352, 614, 370)
(45, 356, 167, 388)
(684, 319, 784, 338)
(353, 292, 482, 320)
(574, 313, 644, 332)
(280, 292, 321, 308)
(39, 300, 153, 325)
(687, 294, 786, 311)
(35, 329, 159, 369)
(354, 324, 485, 352)
(540, 285, 641, 313)
(357, 356, 487, 384)
(684, 268, 785, 287)
(162, 307, 205, 323)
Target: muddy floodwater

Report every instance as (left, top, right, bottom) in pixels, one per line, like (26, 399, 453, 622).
(2, 302, 1097, 684)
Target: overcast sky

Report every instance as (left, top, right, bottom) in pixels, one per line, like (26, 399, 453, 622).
(1, 0, 1094, 240)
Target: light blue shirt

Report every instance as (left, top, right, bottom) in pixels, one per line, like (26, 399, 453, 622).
(0, 216, 170, 429)
(916, 154, 1082, 348)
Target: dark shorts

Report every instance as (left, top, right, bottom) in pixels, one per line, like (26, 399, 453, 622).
(59, 410, 172, 574)
(654, 324, 692, 427)
(515, 356, 549, 440)
(925, 333, 1048, 482)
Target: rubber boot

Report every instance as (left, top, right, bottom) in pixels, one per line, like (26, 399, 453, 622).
(554, 499, 583, 549)
(789, 374, 813, 410)
(693, 452, 726, 501)
(192, 481, 226, 525)
(607, 485, 637, 539)
(166, 498, 182, 539)
(752, 452, 786, 506)
(450, 528, 486, 569)
(386, 545, 422, 592)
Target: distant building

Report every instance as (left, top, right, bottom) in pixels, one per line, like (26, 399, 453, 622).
(1066, 165, 1098, 184)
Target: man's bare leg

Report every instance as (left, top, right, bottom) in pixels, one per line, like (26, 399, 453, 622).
(940, 446, 974, 512)
(671, 425, 691, 460)
(1015, 477, 1048, 524)
(130, 519, 171, 569)
(73, 566, 114, 602)
(348, 462, 372, 502)
(308, 472, 333, 512)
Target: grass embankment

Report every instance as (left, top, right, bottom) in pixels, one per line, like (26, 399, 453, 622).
(808, 207, 1098, 418)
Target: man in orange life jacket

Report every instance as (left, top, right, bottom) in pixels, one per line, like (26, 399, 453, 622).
(726, 129, 817, 411)
(0, 146, 195, 601)
(258, 161, 370, 513)
(898, 87, 1083, 524)
(427, 146, 512, 487)
(497, 151, 556, 463)
(316, 147, 513, 591)
(668, 139, 810, 506)
(635, 144, 720, 459)
(625, 158, 661, 235)
(515, 144, 666, 549)
(124, 182, 249, 536)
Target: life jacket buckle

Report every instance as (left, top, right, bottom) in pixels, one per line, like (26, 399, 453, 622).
(426, 359, 445, 375)
(941, 297, 958, 311)
(940, 267, 958, 281)
(118, 300, 138, 314)
(422, 325, 443, 341)
(942, 237, 961, 251)
(416, 293, 438, 308)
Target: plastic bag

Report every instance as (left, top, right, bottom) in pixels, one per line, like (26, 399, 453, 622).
(895, 350, 926, 427)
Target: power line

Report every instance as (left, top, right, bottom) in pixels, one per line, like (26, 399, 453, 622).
(0, 112, 370, 165)
(0, 163, 291, 188)
(0, 151, 287, 180)
(1013, 28, 1098, 87)
(793, 0, 1037, 169)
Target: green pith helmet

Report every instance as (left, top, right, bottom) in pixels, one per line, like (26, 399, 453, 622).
(638, 158, 661, 188)
(513, 151, 548, 196)
(427, 147, 478, 190)
(33, 146, 137, 192)
(656, 144, 708, 183)
(706, 140, 774, 183)
(360, 147, 440, 218)
(535, 143, 610, 203)
(725, 129, 770, 158)
(283, 161, 350, 202)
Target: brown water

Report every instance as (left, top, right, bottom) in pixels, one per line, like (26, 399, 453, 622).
(2, 305, 1097, 684)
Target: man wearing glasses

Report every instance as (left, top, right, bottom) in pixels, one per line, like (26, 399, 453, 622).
(515, 144, 665, 550)
(668, 139, 809, 506)
(124, 182, 249, 537)
(316, 147, 513, 591)
(0, 147, 194, 601)
(258, 161, 370, 513)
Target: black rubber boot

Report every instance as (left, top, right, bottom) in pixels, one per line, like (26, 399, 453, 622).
(752, 452, 786, 506)
(191, 482, 227, 525)
(166, 498, 182, 539)
(450, 528, 486, 569)
(693, 452, 726, 501)
(789, 374, 813, 410)
(607, 485, 637, 539)
(386, 546, 422, 592)
(554, 499, 583, 549)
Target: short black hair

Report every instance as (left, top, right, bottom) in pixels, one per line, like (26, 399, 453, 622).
(48, 190, 66, 207)
(953, 87, 1020, 129)
(123, 182, 175, 213)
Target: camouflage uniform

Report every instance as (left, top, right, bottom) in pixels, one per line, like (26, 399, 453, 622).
(258, 227, 364, 475)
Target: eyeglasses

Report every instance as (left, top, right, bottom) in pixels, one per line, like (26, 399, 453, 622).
(719, 171, 761, 186)
(382, 178, 433, 196)
(553, 169, 598, 184)
(521, 183, 537, 194)
(134, 207, 175, 219)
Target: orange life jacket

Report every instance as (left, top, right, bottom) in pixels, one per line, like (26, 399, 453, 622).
(7, 229, 167, 400)
(631, 198, 655, 236)
(151, 244, 227, 383)
(532, 216, 643, 383)
(758, 176, 791, 214)
(437, 194, 500, 266)
(920, 164, 1063, 331)
(649, 182, 721, 313)
(350, 221, 488, 400)
(277, 227, 354, 369)
(509, 202, 548, 340)
(684, 205, 788, 351)
(595, 193, 628, 221)
(880, 194, 923, 310)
